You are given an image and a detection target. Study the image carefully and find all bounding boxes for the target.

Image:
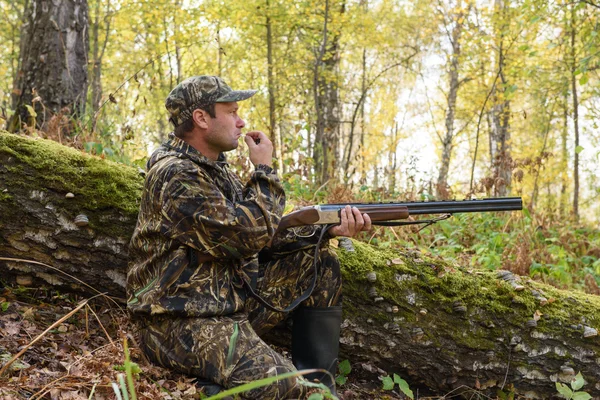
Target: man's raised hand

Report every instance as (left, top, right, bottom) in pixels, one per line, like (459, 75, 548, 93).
(245, 131, 273, 167)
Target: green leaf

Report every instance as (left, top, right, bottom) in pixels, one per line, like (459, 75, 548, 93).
(505, 84, 518, 94)
(335, 375, 347, 386)
(1, 302, 9, 312)
(113, 362, 142, 374)
(24, 104, 37, 119)
(393, 375, 414, 399)
(575, 146, 584, 154)
(571, 372, 585, 391)
(530, 15, 541, 23)
(226, 323, 240, 368)
(556, 382, 574, 399)
(382, 376, 395, 390)
(338, 359, 351, 376)
(579, 75, 589, 85)
(572, 392, 592, 400)
(307, 394, 324, 400)
(392, 373, 403, 384)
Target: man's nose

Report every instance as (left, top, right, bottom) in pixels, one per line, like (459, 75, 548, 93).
(237, 117, 245, 128)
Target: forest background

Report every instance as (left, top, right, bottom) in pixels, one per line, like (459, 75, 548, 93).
(1, 0, 599, 293)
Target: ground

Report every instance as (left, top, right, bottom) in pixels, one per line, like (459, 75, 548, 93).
(0, 285, 410, 400)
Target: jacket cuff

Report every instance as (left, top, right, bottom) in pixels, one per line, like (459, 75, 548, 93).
(256, 164, 275, 174)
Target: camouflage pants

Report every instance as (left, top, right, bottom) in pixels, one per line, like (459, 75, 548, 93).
(137, 246, 342, 399)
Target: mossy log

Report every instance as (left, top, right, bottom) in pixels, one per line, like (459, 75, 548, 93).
(2, 132, 600, 398)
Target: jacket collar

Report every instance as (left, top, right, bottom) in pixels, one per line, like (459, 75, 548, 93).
(164, 133, 228, 168)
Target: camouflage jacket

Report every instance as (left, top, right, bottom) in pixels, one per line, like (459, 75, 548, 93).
(127, 135, 324, 317)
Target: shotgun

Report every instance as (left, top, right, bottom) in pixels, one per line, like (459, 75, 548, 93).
(276, 197, 523, 233)
(254, 198, 522, 312)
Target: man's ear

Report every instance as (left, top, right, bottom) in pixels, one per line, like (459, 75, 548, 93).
(192, 109, 210, 130)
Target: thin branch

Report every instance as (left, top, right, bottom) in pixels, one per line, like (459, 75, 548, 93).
(0, 296, 98, 375)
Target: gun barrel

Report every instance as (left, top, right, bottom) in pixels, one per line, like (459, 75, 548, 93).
(320, 197, 523, 216)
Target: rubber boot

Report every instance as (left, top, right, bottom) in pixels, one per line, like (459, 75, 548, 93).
(292, 306, 342, 395)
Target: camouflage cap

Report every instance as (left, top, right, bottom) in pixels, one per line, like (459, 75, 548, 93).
(165, 76, 257, 127)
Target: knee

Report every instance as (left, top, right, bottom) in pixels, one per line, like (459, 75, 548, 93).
(319, 248, 342, 287)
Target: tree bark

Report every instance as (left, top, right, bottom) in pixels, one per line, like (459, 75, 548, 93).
(2, 132, 600, 398)
(313, 0, 343, 185)
(487, 0, 512, 198)
(266, 0, 284, 174)
(10, 0, 89, 132)
(560, 91, 569, 217)
(90, 0, 111, 132)
(7, 0, 29, 122)
(436, 0, 466, 200)
(570, 4, 580, 223)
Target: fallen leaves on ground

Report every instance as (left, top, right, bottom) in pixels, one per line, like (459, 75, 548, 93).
(0, 287, 409, 400)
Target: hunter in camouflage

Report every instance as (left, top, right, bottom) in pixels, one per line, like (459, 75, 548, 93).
(127, 75, 371, 399)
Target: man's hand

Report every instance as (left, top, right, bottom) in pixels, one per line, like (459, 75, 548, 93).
(327, 205, 372, 238)
(245, 131, 273, 167)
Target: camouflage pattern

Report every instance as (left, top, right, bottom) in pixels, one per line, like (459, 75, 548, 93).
(248, 243, 342, 336)
(165, 76, 257, 127)
(128, 133, 342, 398)
(127, 134, 285, 317)
(137, 246, 342, 399)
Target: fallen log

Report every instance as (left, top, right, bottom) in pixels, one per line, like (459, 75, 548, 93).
(1, 131, 600, 398)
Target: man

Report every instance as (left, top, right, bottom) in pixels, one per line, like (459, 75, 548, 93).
(127, 75, 371, 399)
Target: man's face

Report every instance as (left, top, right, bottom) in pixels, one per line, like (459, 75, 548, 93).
(204, 102, 246, 154)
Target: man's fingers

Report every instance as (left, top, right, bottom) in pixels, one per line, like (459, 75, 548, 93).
(339, 207, 348, 229)
(363, 213, 372, 231)
(352, 207, 364, 232)
(246, 130, 271, 145)
(244, 134, 256, 147)
(345, 205, 355, 232)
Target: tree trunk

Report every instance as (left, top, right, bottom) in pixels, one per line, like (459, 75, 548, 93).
(266, 0, 284, 174)
(570, 5, 580, 223)
(342, 47, 367, 184)
(7, 0, 29, 125)
(560, 91, 569, 217)
(2, 132, 600, 398)
(436, 0, 466, 200)
(216, 22, 223, 76)
(488, 0, 512, 197)
(530, 101, 554, 211)
(90, 0, 111, 132)
(10, 0, 89, 132)
(0, 132, 140, 300)
(313, 0, 343, 185)
(388, 121, 398, 192)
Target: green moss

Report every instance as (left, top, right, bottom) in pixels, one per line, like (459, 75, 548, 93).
(0, 131, 143, 215)
(338, 238, 600, 351)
